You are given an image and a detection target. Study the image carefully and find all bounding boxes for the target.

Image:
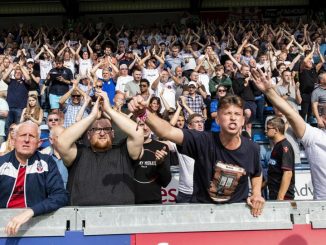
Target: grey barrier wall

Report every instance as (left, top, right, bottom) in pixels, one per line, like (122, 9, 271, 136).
(0, 201, 326, 237)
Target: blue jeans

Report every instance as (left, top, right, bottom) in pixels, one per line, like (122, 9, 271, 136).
(176, 191, 193, 203)
(5, 108, 23, 136)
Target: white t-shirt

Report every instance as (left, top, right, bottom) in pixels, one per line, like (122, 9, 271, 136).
(115, 75, 133, 93)
(78, 58, 92, 76)
(180, 51, 197, 71)
(155, 81, 176, 111)
(142, 68, 159, 84)
(0, 98, 9, 137)
(39, 60, 53, 79)
(64, 59, 75, 75)
(171, 143, 194, 195)
(198, 74, 210, 96)
(301, 124, 326, 200)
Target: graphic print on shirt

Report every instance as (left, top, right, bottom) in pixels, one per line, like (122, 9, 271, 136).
(209, 161, 246, 202)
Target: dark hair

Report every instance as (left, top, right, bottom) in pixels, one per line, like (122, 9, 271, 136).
(217, 95, 244, 111)
(149, 96, 162, 113)
(140, 78, 150, 86)
(187, 113, 203, 125)
(267, 117, 285, 134)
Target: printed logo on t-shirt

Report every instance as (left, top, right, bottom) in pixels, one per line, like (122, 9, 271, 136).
(209, 161, 246, 202)
(283, 146, 289, 153)
(268, 158, 277, 166)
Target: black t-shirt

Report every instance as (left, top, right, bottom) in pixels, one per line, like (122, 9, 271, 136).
(178, 130, 261, 204)
(29, 70, 40, 92)
(48, 67, 73, 96)
(7, 79, 30, 109)
(299, 67, 318, 94)
(133, 140, 171, 204)
(67, 143, 135, 205)
(267, 138, 295, 199)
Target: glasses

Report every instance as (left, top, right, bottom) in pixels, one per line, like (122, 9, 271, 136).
(95, 85, 103, 88)
(48, 118, 59, 122)
(90, 127, 112, 134)
(218, 89, 226, 92)
(72, 95, 81, 98)
(191, 120, 205, 124)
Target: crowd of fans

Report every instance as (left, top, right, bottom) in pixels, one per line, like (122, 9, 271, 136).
(1, 16, 326, 235)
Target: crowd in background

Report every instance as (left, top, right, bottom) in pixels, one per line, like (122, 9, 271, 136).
(1, 15, 326, 205)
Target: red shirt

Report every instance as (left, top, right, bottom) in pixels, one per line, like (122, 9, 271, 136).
(7, 164, 27, 208)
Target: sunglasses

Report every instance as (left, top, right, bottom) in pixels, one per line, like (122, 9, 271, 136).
(95, 85, 103, 88)
(218, 89, 226, 92)
(48, 118, 59, 122)
(72, 95, 81, 98)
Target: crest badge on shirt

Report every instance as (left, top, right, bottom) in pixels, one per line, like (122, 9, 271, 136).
(37, 161, 43, 172)
(283, 146, 289, 153)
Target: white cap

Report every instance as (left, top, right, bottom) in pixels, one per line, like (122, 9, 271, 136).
(27, 58, 34, 63)
(188, 81, 197, 88)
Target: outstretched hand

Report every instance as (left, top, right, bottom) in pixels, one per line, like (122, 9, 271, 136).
(250, 68, 273, 93)
(128, 95, 148, 117)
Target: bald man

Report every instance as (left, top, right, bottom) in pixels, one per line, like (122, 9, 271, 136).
(0, 121, 68, 236)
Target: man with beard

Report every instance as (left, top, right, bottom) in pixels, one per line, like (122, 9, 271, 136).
(56, 92, 144, 205)
(128, 94, 265, 216)
(134, 121, 171, 204)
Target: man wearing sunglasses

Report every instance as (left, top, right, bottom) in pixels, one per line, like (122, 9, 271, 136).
(59, 82, 90, 128)
(56, 91, 144, 205)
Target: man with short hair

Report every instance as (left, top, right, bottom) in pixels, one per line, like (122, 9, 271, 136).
(0, 121, 68, 235)
(311, 73, 326, 129)
(251, 68, 326, 200)
(115, 63, 133, 94)
(100, 68, 116, 105)
(59, 83, 89, 128)
(209, 65, 233, 97)
(2, 64, 31, 132)
(47, 56, 73, 110)
(125, 68, 142, 100)
(265, 117, 295, 200)
(128, 94, 265, 216)
(134, 121, 171, 204)
(184, 81, 207, 120)
(56, 91, 144, 205)
(176, 113, 204, 203)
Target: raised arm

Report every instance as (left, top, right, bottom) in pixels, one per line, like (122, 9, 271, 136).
(251, 68, 306, 138)
(56, 99, 99, 166)
(128, 95, 184, 145)
(98, 91, 144, 160)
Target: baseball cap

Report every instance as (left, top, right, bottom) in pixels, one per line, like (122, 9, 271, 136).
(27, 58, 34, 63)
(188, 81, 197, 87)
(120, 64, 128, 69)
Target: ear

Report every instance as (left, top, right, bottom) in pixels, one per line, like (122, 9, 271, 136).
(37, 139, 43, 148)
(215, 112, 220, 125)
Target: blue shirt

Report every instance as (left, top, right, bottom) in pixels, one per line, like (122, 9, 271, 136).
(101, 78, 116, 105)
(210, 99, 220, 132)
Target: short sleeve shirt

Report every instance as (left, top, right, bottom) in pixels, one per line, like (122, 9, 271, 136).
(178, 130, 261, 204)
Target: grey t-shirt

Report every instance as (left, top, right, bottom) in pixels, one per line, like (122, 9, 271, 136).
(124, 80, 140, 97)
(276, 85, 299, 112)
(311, 86, 326, 115)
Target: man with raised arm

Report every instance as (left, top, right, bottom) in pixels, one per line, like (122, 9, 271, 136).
(128, 95, 265, 217)
(56, 92, 144, 205)
(251, 68, 326, 200)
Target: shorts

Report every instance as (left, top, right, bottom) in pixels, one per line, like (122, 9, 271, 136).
(244, 101, 257, 123)
(49, 93, 61, 109)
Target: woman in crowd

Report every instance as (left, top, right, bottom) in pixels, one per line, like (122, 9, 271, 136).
(20, 94, 44, 126)
(0, 123, 16, 156)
